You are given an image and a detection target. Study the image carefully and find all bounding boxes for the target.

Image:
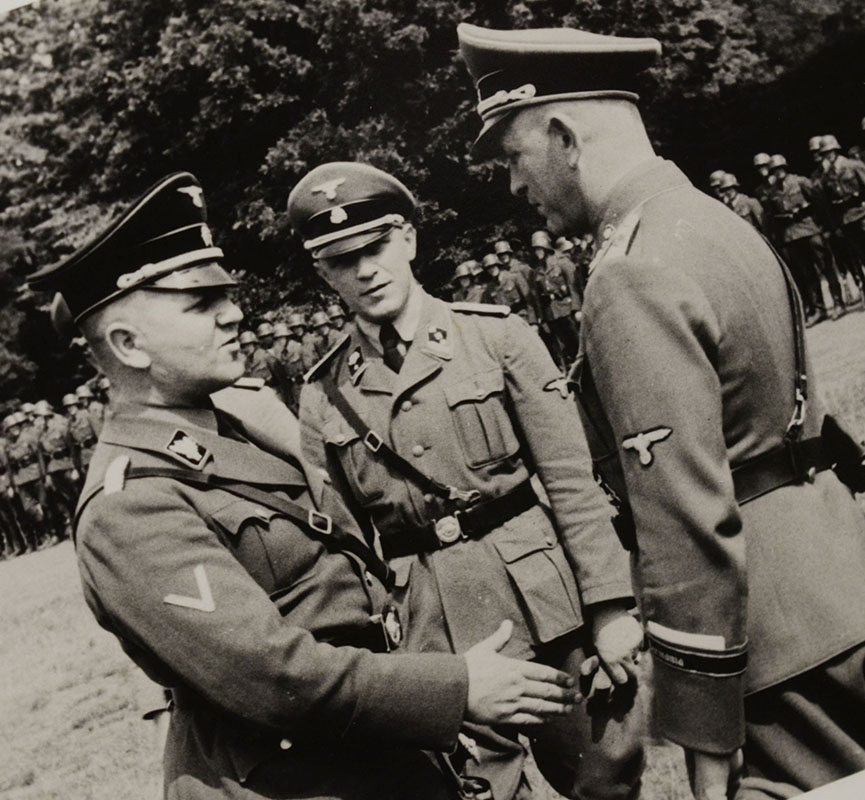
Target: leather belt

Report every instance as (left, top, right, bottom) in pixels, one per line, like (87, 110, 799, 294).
(732, 436, 832, 505)
(381, 480, 538, 559)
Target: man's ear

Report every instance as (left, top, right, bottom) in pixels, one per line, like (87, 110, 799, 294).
(548, 113, 581, 169)
(105, 322, 150, 369)
(401, 223, 417, 262)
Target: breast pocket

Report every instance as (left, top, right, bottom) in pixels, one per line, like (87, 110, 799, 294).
(322, 417, 386, 504)
(443, 368, 520, 469)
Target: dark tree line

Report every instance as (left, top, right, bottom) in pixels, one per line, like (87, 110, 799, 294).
(1, 0, 863, 408)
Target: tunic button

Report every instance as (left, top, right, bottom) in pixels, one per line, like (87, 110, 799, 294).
(401, 400, 413, 412)
(412, 444, 425, 457)
(279, 738, 292, 750)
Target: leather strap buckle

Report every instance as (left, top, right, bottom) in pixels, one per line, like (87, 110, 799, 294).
(307, 509, 333, 535)
(434, 515, 463, 544)
(363, 430, 383, 453)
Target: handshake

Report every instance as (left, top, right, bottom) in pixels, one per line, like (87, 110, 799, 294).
(462, 608, 643, 727)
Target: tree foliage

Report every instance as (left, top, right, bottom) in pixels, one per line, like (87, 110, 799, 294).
(1, 0, 864, 406)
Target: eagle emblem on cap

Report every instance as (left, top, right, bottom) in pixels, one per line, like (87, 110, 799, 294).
(311, 177, 346, 201)
(165, 430, 210, 468)
(622, 426, 672, 467)
(177, 186, 204, 208)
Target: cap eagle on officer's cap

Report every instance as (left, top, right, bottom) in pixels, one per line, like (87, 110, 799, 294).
(457, 23, 661, 152)
(287, 162, 416, 260)
(27, 172, 235, 323)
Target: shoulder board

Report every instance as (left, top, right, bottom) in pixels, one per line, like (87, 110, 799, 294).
(590, 208, 642, 277)
(304, 332, 351, 383)
(450, 302, 511, 317)
(232, 376, 265, 390)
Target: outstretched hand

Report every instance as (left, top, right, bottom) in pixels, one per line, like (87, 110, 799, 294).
(464, 620, 578, 727)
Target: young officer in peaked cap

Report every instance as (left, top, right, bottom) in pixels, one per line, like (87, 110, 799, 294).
(457, 22, 865, 800)
(28, 171, 578, 800)
(289, 161, 645, 800)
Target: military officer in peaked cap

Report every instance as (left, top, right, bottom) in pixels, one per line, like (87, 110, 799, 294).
(289, 161, 645, 800)
(27, 171, 580, 800)
(457, 22, 865, 800)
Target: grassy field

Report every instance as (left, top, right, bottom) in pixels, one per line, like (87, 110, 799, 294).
(2, 310, 865, 799)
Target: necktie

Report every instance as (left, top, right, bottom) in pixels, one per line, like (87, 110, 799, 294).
(379, 322, 406, 373)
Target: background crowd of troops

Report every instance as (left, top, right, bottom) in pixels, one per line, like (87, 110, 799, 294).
(0, 377, 108, 559)
(709, 129, 865, 327)
(238, 230, 593, 411)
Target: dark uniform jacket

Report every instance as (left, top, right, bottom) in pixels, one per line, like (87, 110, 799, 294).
(75, 393, 467, 799)
(535, 254, 579, 320)
(574, 157, 865, 754)
(38, 413, 75, 473)
(300, 293, 632, 661)
(767, 173, 822, 242)
(820, 155, 865, 226)
(726, 192, 764, 232)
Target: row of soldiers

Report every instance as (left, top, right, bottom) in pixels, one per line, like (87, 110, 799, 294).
(0, 379, 108, 558)
(709, 132, 865, 326)
(239, 232, 593, 403)
(448, 233, 592, 368)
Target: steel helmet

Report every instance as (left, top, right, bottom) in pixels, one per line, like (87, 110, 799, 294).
(531, 231, 553, 251)
(454, 262, 473, 279)
(272, 322, 290, 339)
(719, 173, 739, 190)
(808, 136, 824, 152)
(255, 322, 275, 339)
(97, 376, 111, 391)
(326, 304, 346, 321)
(310, 311, 330, 328)
(708, 169, 726, 187)
(76, 385, 95, 400)
(752, 153, 771, 167)
(768, 154, 788, 170)
(62, 393, 79, 408)
(819, 135, 841, 154)
(493, 240, 512, 255)
(34, 400, 52, 416)
(467, 259, 484, 277)
(20, 402, 35, 416)
(239, 331, 258, 346)
(482, 253, 500, 269)
(287, 312, 306, 329)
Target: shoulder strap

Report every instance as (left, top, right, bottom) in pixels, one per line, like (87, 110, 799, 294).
(80, 465, 392, 588)
(318, 374, 479, 507)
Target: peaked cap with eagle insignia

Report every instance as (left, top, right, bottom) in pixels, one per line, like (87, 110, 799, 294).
(27, 172, 235, 323)
(287, 162, 416, 259)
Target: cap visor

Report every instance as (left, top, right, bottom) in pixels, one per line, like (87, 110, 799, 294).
(312, 227, 394, 260)
(146, 262, 237, 290)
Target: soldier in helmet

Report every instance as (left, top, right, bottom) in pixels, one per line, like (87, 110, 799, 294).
(323, 305, 347, 349)
(532, 230, 580, 367)
(256, 321, 275, 351)
(0, 424, 27, 557)
(495, 239, 539, 324)
(77, 384, 105, 436)
(260, 322, 297, 411)
(96, 375, 111, 406)
(3, 411, 46, 551)
(302, 310, 332, 371)
(720, 173, 765, 232)
(35, 399, 76, 541)
(708, 169, 727, 199)
(450, 261, 474, 302)
(483, 251, 535, 323)
(767, 154, 842, 324)
(818, 134, 865, 292)
(463, 259, 488, 302)
(239, 330, 258, 364)
(65, 391, 100, 485)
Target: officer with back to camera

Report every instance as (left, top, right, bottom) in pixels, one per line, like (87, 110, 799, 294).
(457, 21, 865, 800)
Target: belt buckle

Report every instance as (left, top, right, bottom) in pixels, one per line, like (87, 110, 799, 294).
(434, 514, 462, 544)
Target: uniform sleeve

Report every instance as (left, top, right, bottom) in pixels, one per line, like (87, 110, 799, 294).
(498, 315, 633, 609)
(77, 482, 467, 749)
(585, 257, 747, 754)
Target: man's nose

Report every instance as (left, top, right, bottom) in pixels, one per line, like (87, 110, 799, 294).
(216, 297, 244, 326)
(509, 169, 527, 199)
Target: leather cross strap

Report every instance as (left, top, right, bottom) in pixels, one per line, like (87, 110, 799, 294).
(318, 374, 480, 507)
(81, 466, 392, 588)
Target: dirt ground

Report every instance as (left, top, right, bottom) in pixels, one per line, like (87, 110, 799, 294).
(2, 309, 865, 799)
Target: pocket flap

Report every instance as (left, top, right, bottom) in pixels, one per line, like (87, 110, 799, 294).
(443, 368, 505, 407)
(491, 528, 557, 564)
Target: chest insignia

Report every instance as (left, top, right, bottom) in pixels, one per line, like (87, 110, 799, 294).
(622, 426, 673, 467)
(163, 565, 215, 613)
(424, 325, 451, 359)
(165, 430, 210, 469)
(543, 375, 574, 400)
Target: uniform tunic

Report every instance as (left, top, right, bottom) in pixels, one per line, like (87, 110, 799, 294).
(575, 157, 865, 787)
(301, 293, 641, 800)
(75, 394, 467, 800)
